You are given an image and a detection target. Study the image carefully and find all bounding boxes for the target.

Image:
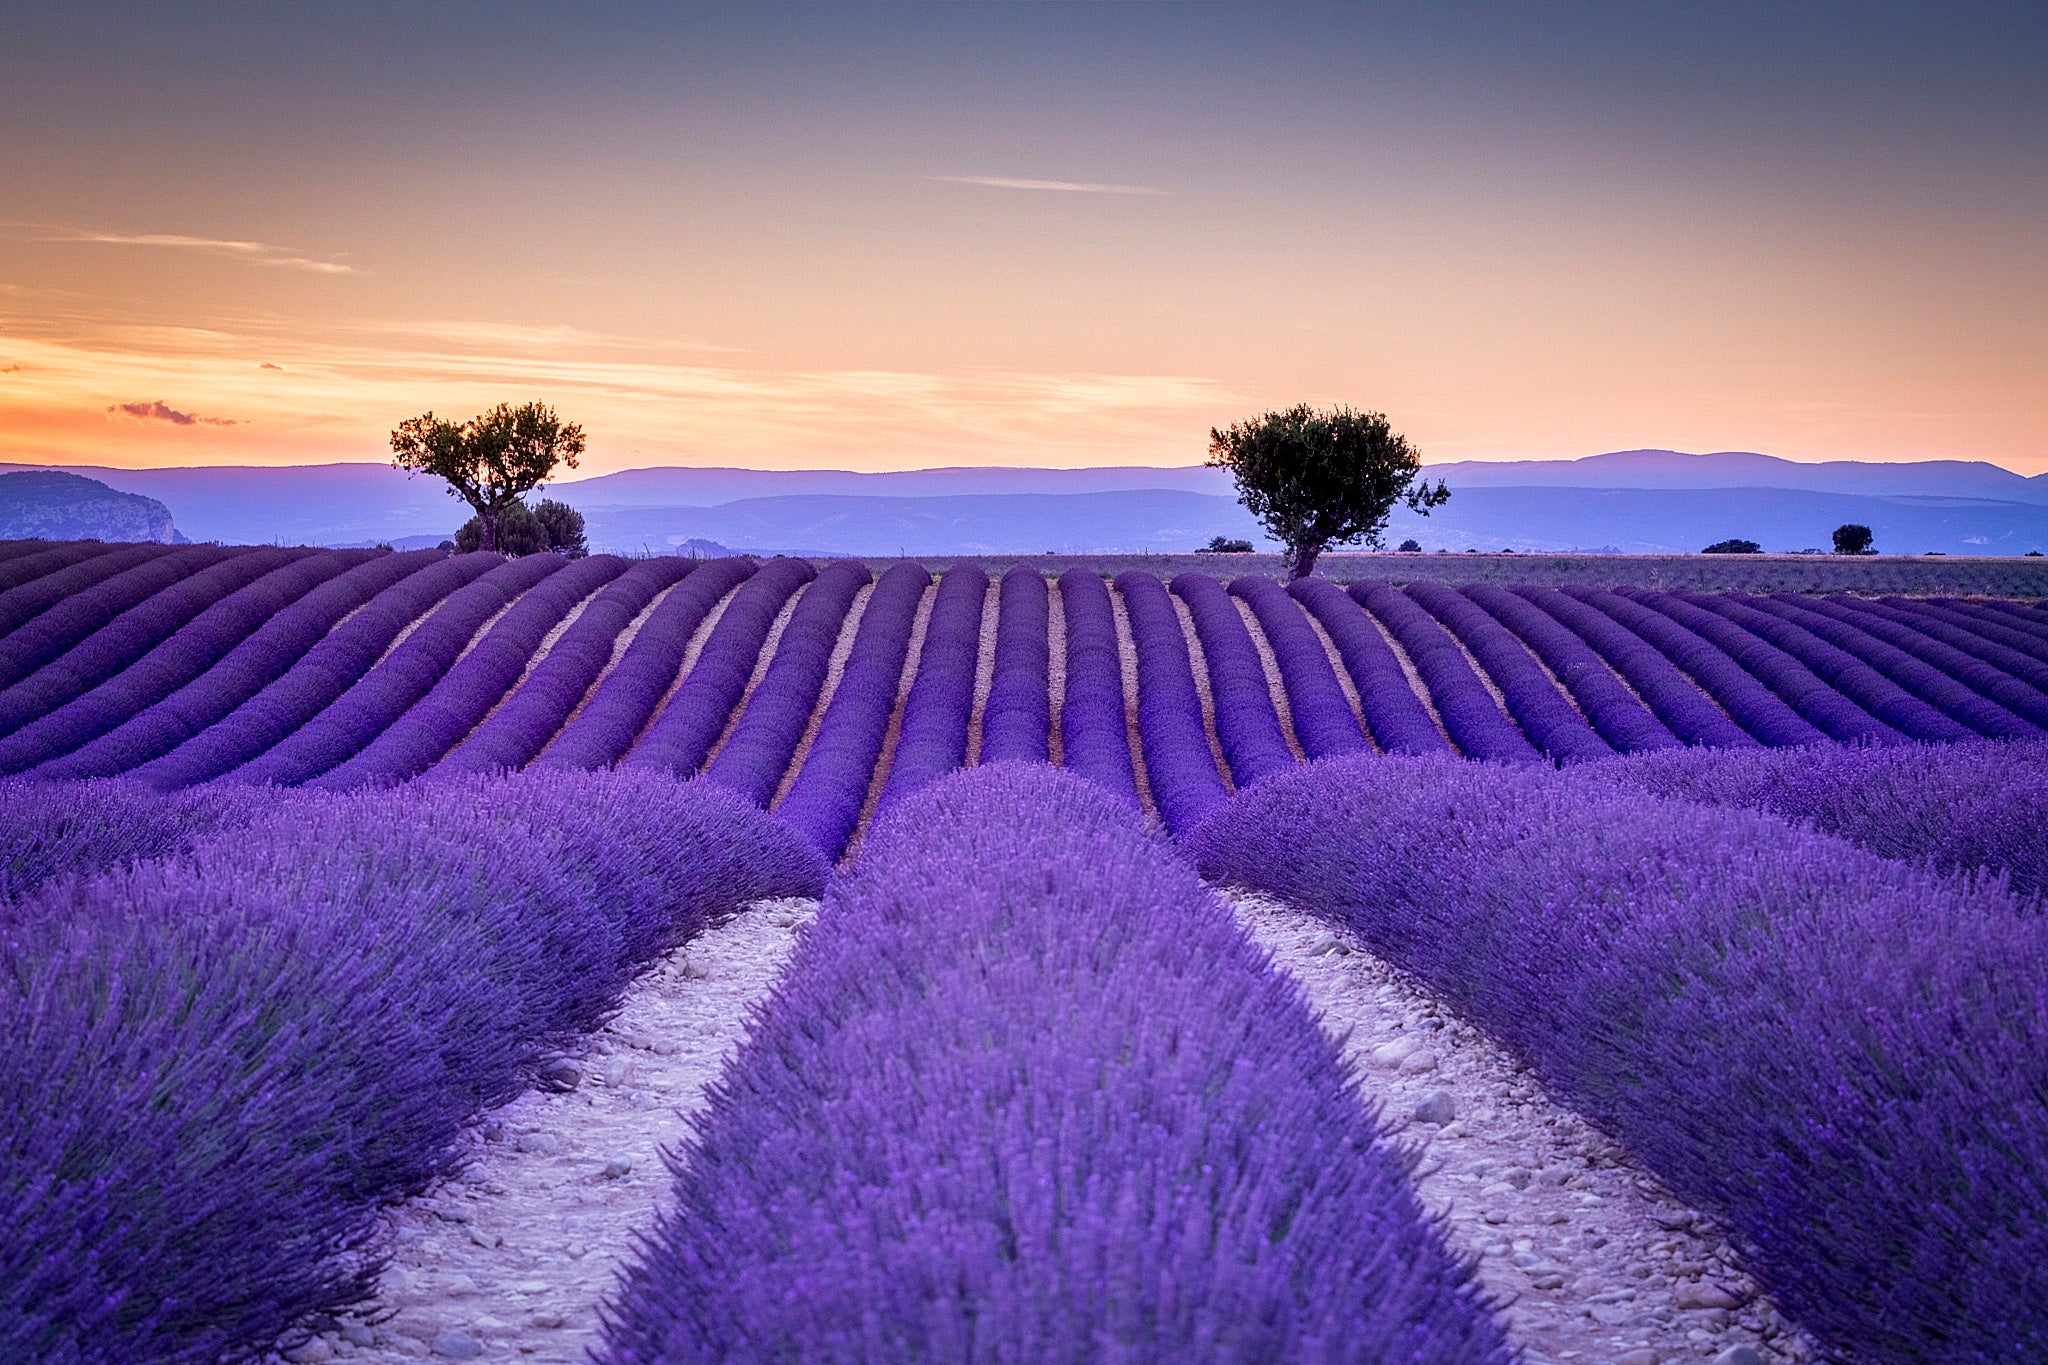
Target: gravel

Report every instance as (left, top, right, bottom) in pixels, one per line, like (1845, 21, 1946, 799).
(1231, 890, 1817, 1365)
(280, 897, 819, 1363)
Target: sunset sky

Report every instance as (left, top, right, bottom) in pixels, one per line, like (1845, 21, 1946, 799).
(3, 2, 2044, 476)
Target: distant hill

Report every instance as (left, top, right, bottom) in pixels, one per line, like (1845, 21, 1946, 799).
(0, 471, 178, 543)
(4, 449, 2043, 554)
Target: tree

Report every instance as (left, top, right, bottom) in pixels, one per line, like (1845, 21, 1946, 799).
(1832, 523, 1875, 556)
(390, 401, 584, 553)
(1207, 405, 1448, 580)
(1702, 538, 1761, 554)
(533, 499, 588, 558)
(1397, 538, 1422, 552)
(453, 498, 587, 557)
(1199, 535, 1254, 554)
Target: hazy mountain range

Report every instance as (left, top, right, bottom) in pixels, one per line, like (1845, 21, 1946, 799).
(4, 450, 2045, 556)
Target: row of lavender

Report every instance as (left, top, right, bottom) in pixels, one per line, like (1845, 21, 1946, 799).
(6, 538, 2048, 850)
(0, 771, 824, 1362)
(1187, 738, 2048, 1360)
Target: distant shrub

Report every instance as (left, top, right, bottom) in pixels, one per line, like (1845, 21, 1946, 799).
(1198, 535, 1254, 553)
(1702, 538, 1761, 554)
(1397, 538, 1422, 552)
(1833, 523, 1875, 555)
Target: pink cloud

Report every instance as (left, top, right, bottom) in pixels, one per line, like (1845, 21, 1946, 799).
(107, 399, 239, 427)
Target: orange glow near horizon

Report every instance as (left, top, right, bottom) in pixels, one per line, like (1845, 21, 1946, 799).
(4, 8, 2043, 478)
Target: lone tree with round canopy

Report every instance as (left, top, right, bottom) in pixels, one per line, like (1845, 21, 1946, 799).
(390, 401, 585, 554)
(1832, 522, 1876, 556)
(1207, 404, 1448, 580)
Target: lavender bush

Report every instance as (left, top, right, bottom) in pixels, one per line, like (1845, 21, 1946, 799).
(1673, 591, 1975, 743)
(1055, 568, 1139, 804)
(774, 562, 930, 858)
(1902, 597, 2048, 665)
(437, 557, 698, 776)
(1115, 571, 1228, 831)
(1404, 581, 1612, 763)
(979, 566, 1051, 764)
(1979, 598, 2048, 635)
(1187, 755, 2048, 1360)
(0, 542, 176, 637)
(0, 545, 243, 690)
(703, 559, 870, 804)
(1286, 577, 1446, 754)
(624, 557, 818, 777)
(312, 555, 630, 789)
(0, 542, 132, 592)
(875, 563, 988, 808)
(1170, 572, 1297, 785)
(1588, 736, 2048, 897)
(1505, 585, 1753, 748)
(602, 763, 1512, 1365)
(1830, 595, 2048, 704)
(1560, 586, 1827, 746)
(127, 553, 499, 789)
(219, 555, 565, 786)
(1348, 581, 1539, 762)
(0, 550, 368, 775)
(537, 556, 757, 770)
(1617, 588, 1896, 743)
(0, 776, 249, 901)
(1228, 575, 1368, 760)
(0, 770, 824, 1364)
(1736, 593, 2039, 738)
(1459, 583, 1680, 752)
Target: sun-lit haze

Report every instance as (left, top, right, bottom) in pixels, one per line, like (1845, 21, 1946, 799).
(3, 3, 2044, 476)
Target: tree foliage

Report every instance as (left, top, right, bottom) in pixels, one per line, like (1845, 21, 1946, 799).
(1833, 523, 1876, 556)
(1199, 536, 1254, 554)
(453, 498, 587, 557)
(390, 402, 584, 553)
(1703, 538, 1762, 554)
(1207, 405, 1447, 579)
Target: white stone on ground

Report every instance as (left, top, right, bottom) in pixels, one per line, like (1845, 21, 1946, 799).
(1230, 891, 1816, 1365)
(279, 897, 818, 1364)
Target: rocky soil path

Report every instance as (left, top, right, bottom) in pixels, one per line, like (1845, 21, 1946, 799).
(1232, 890, 1815, 1365)
(275, 898, 819, 1364)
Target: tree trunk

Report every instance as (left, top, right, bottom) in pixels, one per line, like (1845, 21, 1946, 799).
(1287, 540, 1323, 580)
(477, 508, 497, 554)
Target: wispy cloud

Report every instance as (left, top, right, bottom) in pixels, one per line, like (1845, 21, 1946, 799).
(107, 399, 239, 427)
(932, 175, 1169, 196)
(359, 319, 743, 354)
(7, 223, 355, 274)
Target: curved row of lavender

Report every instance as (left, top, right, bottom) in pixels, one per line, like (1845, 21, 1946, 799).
(702, 558, 871, 804)
(0, 770, 825, 1364)
(1116, 570, 1230, 833)
(1404, 580, 1613, 762)
(2, 539, 2047, 823)
(534, 555, 757, 770)
(1186, 753, 2048, 1361)
(623, 556, 818, 777)
(979, 566, 1051, 764)
(1170, 572, 1297, 786)
(772, 562, 931, 858)
(1285, 576, 1448, 754)
(1348, 581, 1540, 762)
(875, 562, 988, 809)
(124, 552, 503, 788)
(436, 556, 700, 776)
(0, 545, 273, 714)
(0, 549, 374, 774)
(1055, 567, 1141, 805)
(0, 542, 186, 644)
(1588, 735, 2048, 898)
(1227, 576, 1368, 760)
(309, 554, 634, 789)
(602, 763, 1513, 1364)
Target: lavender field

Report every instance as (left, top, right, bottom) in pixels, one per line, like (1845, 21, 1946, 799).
(4, 533, 2046, 1363)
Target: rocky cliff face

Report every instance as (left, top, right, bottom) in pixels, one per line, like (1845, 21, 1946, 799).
(0, 471, 178, 543)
